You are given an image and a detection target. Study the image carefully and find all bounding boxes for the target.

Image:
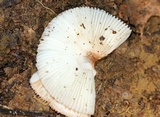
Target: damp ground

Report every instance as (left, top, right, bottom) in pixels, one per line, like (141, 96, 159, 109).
(0, 0, 160, 117)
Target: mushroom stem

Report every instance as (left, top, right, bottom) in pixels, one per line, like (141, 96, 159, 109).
(86, 52, 102, 67)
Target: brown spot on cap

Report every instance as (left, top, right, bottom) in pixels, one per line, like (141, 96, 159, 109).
(99, 36, 105, 41)
(76, 68, 78, 71)
(99, 42, 103, 45)
(80, 23, 86, 29)
(105, 28, 108, 30)
(41, 38, 44, 41)
(112, 30, 117, 34)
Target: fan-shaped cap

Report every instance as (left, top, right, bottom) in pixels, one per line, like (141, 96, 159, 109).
(30, 7, 131, 117)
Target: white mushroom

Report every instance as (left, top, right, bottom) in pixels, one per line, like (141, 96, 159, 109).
(30, 7, 131, 117)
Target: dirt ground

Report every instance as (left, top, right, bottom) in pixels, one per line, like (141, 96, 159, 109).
(0, 0, 160, 117)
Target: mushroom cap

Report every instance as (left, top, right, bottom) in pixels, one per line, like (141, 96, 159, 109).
(30, 7, 131, 116)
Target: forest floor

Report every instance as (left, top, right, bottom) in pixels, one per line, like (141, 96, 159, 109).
(0, 0, 160, 117)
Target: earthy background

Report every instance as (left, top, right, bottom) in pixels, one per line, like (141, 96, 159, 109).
(0, 0, 160, 117)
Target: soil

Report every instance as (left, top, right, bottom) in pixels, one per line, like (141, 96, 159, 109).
(0, 0, 160, 117)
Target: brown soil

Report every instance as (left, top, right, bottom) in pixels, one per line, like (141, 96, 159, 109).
(0, 0, 160, 117)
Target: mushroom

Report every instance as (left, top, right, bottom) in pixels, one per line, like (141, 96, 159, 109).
(30, 7, 131, 117)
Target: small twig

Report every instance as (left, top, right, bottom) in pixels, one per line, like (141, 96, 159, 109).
(120, 107, 134, 115)
(97, 82, 102, 94)
(0, 104, 13, 110)
(36, 0, 57, 16)
(0, 104, 55, 116)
